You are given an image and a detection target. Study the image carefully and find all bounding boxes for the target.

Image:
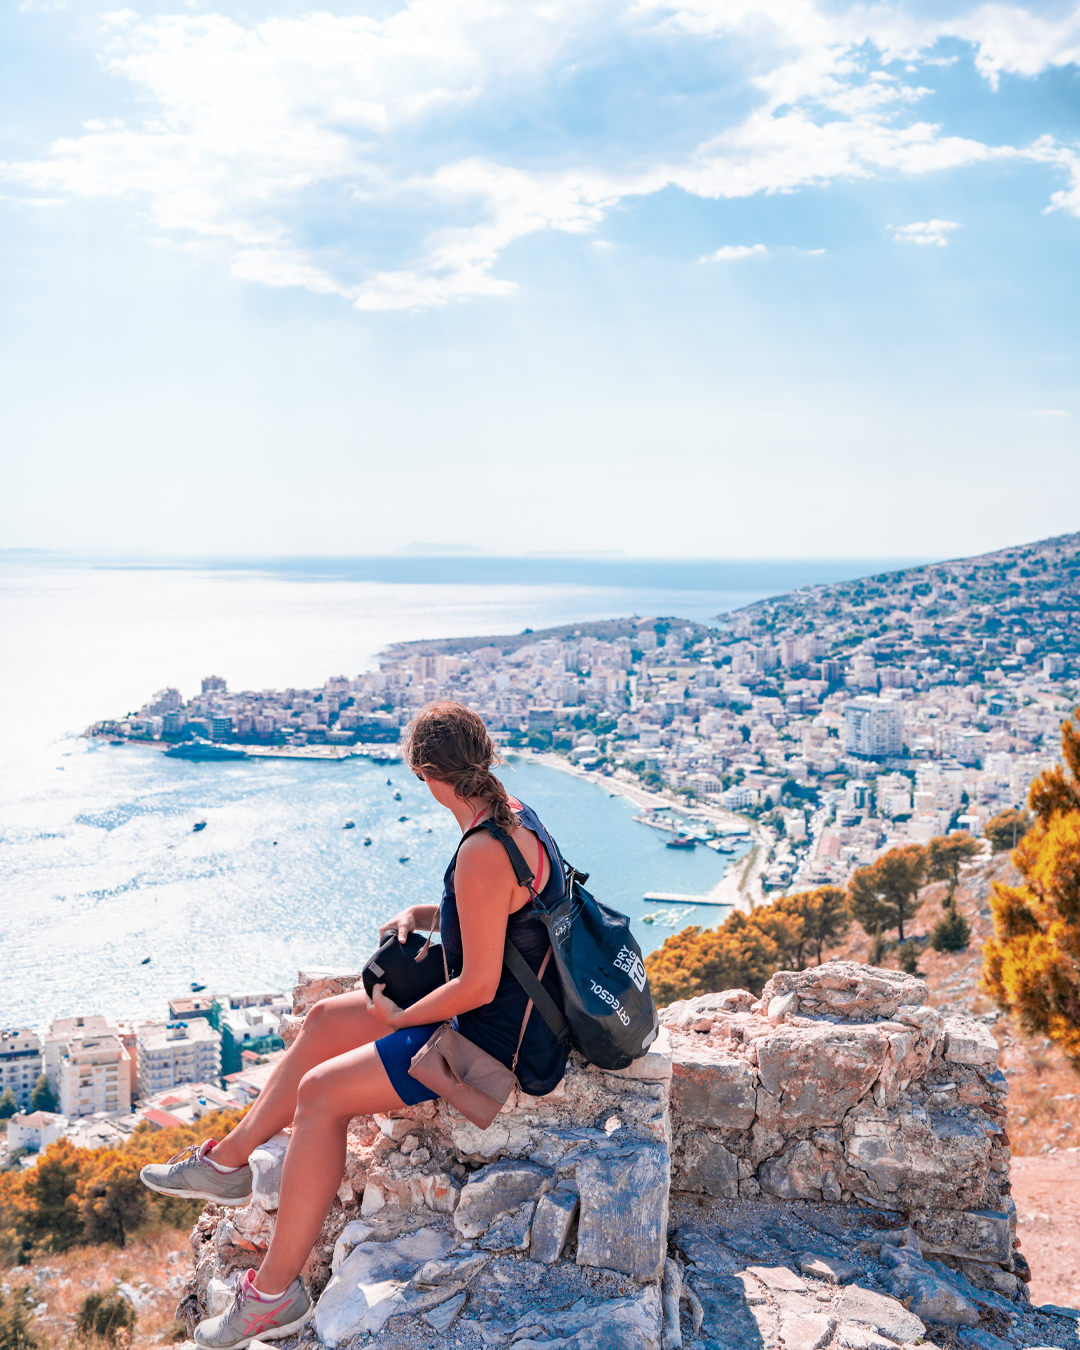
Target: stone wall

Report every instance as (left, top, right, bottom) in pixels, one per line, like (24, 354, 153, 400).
(662, 964, 1017, 1285)
(179, 961, 1048, 1350)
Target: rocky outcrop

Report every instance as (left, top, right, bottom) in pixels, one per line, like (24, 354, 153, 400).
(178, 961, 1078, 1350)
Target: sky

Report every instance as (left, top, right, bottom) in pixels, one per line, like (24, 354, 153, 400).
(0, 0, 1078, 560)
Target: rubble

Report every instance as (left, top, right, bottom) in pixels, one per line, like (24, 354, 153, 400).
(177, 961, 1080, 1350)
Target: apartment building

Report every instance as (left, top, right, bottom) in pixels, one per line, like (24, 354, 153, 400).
(138, 1020, 221, 1098)
(844, 697, 904, 759)
(0, 1028, 43, 1113)
(45, 1015, 133, 1118)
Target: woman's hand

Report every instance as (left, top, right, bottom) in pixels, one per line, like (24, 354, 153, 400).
(369, 983, 402, 1028)
(379, 907, 418, 944)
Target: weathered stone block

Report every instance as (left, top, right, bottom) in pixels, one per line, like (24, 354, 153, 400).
(530, 1189, 579, 1264)
(761, 962, 928, 1021)
(248, 1132, 289, 1212)
(881, 1247, 981, 1327)
(915, 1208, 1012, 1265)
(313, 1227, 454, 1343)
(943, 1015, 999, 1067)
(758, 1141, 827, 1201)
(454, 1162, 549, 1239)
(576, 1143, 669, 1281)
(797, 1252, 862, 1284)
(675, 1133, 738, 1198)
(670, 1047, 756, 1129)
(834, 1285, 925, 1344)
(782, 1312, 837, 1350)
(757, 1024, 888, 1128)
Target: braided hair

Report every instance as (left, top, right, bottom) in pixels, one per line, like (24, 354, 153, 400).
(402, 701, 520, 833)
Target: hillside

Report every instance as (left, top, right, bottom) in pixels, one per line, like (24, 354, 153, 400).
(820, 852, 1080, 1312)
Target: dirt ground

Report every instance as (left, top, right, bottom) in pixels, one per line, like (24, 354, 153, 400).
(822, 850, 1080, 1312)
(5, 1227, 190, 1348)
(1011, 1150, 1080, 1310)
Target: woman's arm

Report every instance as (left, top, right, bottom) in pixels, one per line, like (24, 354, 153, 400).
(378, 904, 440, 944)
(370, 835, 515, 1030)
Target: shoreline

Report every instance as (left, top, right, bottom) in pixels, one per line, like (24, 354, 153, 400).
(517, 750, 763, 917)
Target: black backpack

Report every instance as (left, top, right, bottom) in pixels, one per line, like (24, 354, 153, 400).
(474, 821, 660, 1072)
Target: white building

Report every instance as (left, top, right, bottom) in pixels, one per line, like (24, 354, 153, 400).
(45, 1016, 133, 1118)
(844, 697, 904, 759)
(7, 1111, 66, 1153)
(0, 1029, 43, 1113)
(138, 1020, 221, 1098)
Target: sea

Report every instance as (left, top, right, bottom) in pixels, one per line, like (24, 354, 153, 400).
(0, 552, 919, 1033)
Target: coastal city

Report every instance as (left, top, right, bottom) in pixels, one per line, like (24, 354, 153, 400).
(0, 992, 289, 1169)
(87, 530, 1080, 901)
(9, 530, 1073, 1174)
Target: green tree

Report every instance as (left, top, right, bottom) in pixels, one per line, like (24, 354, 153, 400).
(931, 905, 972, 952)
(0, 1090, 16, 1121)
(74, 1291, 136, 1346)
(896, 941, 924, 976)
(0, 1285, 39, 1350)
(790, 886, 851, 964)
(80, 1162, 148, 1249)
(848, 845, 927, 942)
(926, 833, 981, 899)
(19, 1139, 85, 1253)
(984, 808, 1033, 855)
(28, 1078, 57, 1115)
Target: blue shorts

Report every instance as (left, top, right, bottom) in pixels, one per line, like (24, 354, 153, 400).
(375, 1023, 441, 1106)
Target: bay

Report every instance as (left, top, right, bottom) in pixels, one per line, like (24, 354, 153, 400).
(0, 553, 911, 1032)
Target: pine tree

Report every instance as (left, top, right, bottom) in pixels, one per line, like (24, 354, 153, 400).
(0, 1090, 17, 1121)
(849, 845, 927, 941)
(984, 808, 1033, 854)
(28, 1078, 57, 1115)
(984, 710, 1080, 1065)
(931, 904, 972, 952)
(926, 833, 981, 897)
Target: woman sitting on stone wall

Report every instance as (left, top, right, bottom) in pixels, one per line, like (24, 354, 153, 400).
(140, 701, 570, 1350)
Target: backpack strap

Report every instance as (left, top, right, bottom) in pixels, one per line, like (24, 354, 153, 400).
(452, 820, 572, 1045)
(503, 938, 570, 1046)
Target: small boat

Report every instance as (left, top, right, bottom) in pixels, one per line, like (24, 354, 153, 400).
(193, 820, 207, 832)
(666, 835, 696, 850)
(399, 856, 410, 863)
(140, 957, 151, 965)
(191, 982, 206, 992)
(398, 815, 409, 822)
(386, 778, 392, 785)
(363, 836, 372, 846)
(343, 820, 355, 829)
(393, 791, 402, 801)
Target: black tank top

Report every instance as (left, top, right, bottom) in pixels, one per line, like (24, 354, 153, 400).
(439, 801, 570, 1097)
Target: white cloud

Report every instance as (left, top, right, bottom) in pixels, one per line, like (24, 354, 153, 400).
(1028, 409, 1072, 418)
(3, 0, 1080, 308)
(889, 218, 962, 246)
(700, 243, 768, 262)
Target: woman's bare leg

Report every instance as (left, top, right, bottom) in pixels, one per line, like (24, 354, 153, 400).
(210, 991, 388, 1168)
(252, 1045, 404, 1293)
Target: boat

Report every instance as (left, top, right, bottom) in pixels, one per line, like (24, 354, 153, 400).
(165, 738, 247, 761)
(398, 815, 409, 822)
(393, 791, 402, 801)
(666, 835, 696, 850)
(399, 856, 410, 863)
(386, 778, 392, 785)
(193, 820, 207, 832)
(343, 820, 355, 829)
(363, 837, 372, 846)
(190, 982, 206, 992)
(140, 957, 151, 965)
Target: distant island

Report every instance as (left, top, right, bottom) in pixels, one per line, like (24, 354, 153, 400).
(88, 530, 1079, 904)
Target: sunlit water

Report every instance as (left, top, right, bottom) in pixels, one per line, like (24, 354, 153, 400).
(0, 554, 903, 1031)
